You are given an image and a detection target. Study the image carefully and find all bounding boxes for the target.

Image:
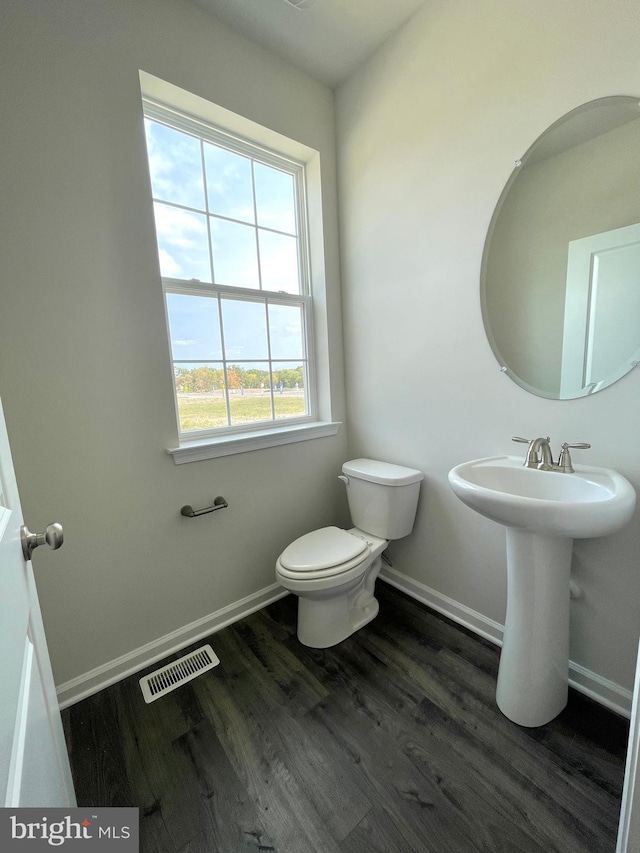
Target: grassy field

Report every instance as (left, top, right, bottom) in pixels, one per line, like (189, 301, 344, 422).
(177, 392, 306, 431)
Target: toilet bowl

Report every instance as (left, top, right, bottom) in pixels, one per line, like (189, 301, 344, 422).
(276, 526, 387, 647)
(275, 459, 423, 648)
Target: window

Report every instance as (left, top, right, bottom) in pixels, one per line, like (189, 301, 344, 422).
(143, 99, 330, 457)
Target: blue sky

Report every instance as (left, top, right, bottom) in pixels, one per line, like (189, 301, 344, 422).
(166, 293, 304, 363)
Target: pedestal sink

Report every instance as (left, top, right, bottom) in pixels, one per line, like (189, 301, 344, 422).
(448, 455, 636, 727)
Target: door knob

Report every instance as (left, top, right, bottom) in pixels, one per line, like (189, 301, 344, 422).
(20, 522, 64, 561)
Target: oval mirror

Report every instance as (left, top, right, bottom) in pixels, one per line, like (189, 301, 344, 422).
(481, 96, 640, 399)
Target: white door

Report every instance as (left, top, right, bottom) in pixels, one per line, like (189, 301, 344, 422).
(560, 222, 640, 397)
(0, 398, 75, 807)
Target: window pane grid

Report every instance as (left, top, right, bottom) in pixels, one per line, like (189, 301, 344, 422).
(148, 198, 299, 241)
(151, 199, 300, 288)
(144, 100, 314, 437)
(208, 211, 297, 239)
(167, 289, 309, 437)
(173, 361, 310, 435)
(152, 201, 295, 238)
(145, 116, 305, 294)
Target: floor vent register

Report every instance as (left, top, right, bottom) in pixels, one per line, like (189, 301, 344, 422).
(139, 644, 220, 703)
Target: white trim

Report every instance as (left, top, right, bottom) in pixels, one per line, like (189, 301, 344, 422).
(144, 95, 322, 443)
(139, 71, 335, 442)
(379, 566, 633, 718)
(168, 420, 340, 463)
(380, 566, 504, 646)
(139, 71, 317, 164)
(56, 583, 289, 709)
(569, 660, 633, 718)
(144, 100, 308, 176)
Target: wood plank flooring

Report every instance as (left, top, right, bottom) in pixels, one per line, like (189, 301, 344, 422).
(62, 583, 629, 853)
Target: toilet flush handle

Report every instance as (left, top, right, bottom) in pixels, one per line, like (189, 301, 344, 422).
(338, 475, 349, 485)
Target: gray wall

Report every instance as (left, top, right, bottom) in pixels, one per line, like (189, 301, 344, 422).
(0, 0, 347, 687)
(336, 0, 640, 693)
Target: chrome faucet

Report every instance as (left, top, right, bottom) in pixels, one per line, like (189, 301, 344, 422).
(513, 436, 555, 470)
(512, 436, 591, 473)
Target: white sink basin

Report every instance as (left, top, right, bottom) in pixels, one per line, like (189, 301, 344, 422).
(448, 454, 636, 727)
(448, 455, 635, 538)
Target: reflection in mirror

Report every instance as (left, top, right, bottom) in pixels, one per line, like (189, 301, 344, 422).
(481, 96, 640, 399)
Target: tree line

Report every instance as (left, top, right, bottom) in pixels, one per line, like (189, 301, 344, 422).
(175, 364, 304, 392)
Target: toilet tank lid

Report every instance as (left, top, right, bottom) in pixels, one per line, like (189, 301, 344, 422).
(342, 458, 424, 486)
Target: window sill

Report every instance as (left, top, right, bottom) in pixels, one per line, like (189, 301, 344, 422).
(167, 421, 341, 464)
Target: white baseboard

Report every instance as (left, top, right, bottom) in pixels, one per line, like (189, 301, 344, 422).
(568, 661, 633, 718)
(380, 566, 505, 646)
(380, 567, 633, 719)
(56, 583, 289, 709)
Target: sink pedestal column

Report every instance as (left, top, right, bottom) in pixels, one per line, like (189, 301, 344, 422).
(496, 529, 573, 727)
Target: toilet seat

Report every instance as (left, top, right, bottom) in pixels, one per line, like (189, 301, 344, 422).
(277, 526, 370, 581)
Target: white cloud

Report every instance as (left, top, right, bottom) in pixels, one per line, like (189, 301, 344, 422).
(158, 249, 182, 277)
(154, 204, 206, 248)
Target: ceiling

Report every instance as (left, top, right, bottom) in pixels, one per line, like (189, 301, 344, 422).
(191, 0, 427, 88)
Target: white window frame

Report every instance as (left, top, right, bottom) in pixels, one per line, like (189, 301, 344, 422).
(140, 85, 339, 462)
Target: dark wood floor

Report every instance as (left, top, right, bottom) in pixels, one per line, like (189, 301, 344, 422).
(62, 582, 629, 853)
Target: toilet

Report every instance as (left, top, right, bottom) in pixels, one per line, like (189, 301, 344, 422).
(275, 458, 423, 648)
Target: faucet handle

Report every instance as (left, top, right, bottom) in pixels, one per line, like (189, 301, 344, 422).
(512, 436, 532, 444)
(557, 442, 591, 473)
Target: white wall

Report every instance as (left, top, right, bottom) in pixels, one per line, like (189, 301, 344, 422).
(0, 0, 347, 688)
(336, 0, 640, 694)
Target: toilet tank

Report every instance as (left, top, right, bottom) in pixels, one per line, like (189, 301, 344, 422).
(341, 458, 424, 540)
